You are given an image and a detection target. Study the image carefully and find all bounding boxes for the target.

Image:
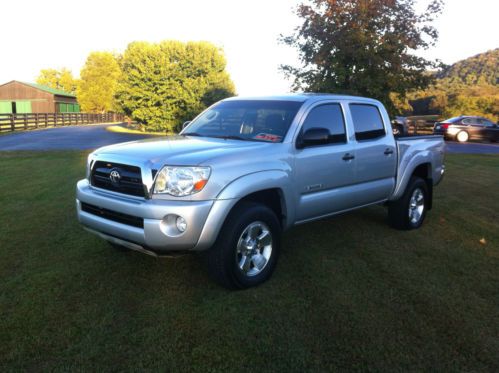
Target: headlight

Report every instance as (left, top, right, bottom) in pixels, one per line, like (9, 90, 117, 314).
(153, 166, 211, 196)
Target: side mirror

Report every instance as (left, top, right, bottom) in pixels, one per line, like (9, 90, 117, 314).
(297, 127, 330, 149)
(182, 121, 191, 130)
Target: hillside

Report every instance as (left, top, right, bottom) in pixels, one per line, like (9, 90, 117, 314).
(406, 49, 498, 118)
(439, 48, 498, 86)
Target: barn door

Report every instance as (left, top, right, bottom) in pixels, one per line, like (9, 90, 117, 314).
(15, 101, 32, 113)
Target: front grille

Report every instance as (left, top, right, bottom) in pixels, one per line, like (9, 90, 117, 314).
(80, 202, 144, 228)
(91, 161, 145, 197)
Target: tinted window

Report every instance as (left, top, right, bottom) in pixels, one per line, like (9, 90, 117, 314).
(300, 104, 346, 144)
(482, 119, 495, 127)
(184, 100, 304, 143)
(477, 118, 494, 127)
(350, 104, 385, 141)
(463, 117, 479, 125)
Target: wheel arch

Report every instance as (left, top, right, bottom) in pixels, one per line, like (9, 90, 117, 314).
(392, 161, 433, 209)
(193, 171, 293, 251)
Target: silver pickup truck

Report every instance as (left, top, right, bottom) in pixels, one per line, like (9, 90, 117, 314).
(76, 94, 445, 289)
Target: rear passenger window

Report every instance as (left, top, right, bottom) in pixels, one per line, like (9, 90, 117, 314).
(301, 104, 346, 144)
(350, 104, 385, 141)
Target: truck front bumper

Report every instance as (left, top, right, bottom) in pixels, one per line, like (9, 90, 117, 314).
(76, 179, 231, 254)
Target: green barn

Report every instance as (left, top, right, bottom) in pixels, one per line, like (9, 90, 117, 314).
(0, 80, 80, 114)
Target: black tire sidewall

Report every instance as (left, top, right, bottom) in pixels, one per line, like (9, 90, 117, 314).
(388, 176, 428, 230)
(210, 202, 281, 289)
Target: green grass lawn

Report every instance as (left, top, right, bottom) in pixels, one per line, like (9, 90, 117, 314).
(0, 152, 498, 371)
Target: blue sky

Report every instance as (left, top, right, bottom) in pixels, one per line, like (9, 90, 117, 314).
(0, 0, 496, 95)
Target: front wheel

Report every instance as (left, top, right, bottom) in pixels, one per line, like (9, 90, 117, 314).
(204, 201, 281, 289)
(388, 177, 428, 230)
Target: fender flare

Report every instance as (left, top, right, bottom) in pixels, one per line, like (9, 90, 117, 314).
(192, 170, 294, 251)
(391, 159, 432, 201)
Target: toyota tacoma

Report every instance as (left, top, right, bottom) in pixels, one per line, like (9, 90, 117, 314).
(76, 94, 445, 289)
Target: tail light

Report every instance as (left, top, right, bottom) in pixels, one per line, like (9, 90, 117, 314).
(439, 123, 450, 129)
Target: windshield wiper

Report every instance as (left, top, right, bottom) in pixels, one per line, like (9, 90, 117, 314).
(212, 135, 258, 141)
(183, 132, 203, 137)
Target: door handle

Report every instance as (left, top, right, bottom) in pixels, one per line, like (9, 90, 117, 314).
(384, 148, 394, 155)
(342, 153, 355, 161)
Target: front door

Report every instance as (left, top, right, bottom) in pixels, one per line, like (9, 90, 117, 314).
(294, 102, 357, 222)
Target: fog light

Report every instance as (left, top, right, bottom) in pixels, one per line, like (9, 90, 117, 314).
(176, 216, 187, 232)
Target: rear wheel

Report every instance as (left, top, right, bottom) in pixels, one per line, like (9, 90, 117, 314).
(388, 177, 428, 230)
(456, 130, 469, 143)
(204, 201, 281, 289)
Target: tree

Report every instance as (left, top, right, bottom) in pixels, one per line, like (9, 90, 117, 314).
(115, 40, 236, 132)
(77, 52, 121, 113)
(281, 0, 444, 114)
(36, 68, 77, 94)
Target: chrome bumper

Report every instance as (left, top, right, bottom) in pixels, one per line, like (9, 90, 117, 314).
(76, 179, 220, 252)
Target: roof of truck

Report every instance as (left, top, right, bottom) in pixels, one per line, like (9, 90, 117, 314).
(223, 93, 381, 104)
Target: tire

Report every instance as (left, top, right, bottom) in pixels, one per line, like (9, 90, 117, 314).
(204, 201, 281, 290)
(388, 177, 428, 230)
(456, 131, 469, 143)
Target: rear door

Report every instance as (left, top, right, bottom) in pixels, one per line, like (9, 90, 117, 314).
(348, 103, 396, 205)
(294, 102, 357, 221)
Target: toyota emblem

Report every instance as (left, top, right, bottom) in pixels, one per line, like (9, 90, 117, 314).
(109, 169, 121, 184)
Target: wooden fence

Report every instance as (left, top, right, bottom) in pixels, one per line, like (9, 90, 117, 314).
(0, 113, 125, 133)
(403, 115, 440, 135)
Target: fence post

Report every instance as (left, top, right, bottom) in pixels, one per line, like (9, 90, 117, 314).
(10, 114, 15, 131)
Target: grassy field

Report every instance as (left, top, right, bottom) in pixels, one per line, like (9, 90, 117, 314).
(0, 152, 498, 371)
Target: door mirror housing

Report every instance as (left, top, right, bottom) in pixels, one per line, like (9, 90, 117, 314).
(297, 127, 330, 149)
(182, 121, 191, 130)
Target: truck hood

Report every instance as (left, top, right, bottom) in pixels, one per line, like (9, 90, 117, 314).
(93, 135, 273, 168)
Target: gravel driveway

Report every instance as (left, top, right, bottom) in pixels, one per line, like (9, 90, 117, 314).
(1, 124, 499, 153)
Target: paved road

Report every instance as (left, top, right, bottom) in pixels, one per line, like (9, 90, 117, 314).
(445, 141, 499, 154)
(1, 124, 499, 153)
(0, 124, 158, 151)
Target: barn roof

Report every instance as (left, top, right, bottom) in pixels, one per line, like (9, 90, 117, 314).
(0, 80, 76, 98)
(20, 81, 76, 98)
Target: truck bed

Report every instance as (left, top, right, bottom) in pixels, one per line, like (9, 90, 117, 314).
(391, 135, 446, 200)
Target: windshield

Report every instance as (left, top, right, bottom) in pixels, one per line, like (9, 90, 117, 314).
(183, 100, 304, 142)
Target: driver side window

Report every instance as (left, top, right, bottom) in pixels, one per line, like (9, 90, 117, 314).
(301, 104, 347, 144)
